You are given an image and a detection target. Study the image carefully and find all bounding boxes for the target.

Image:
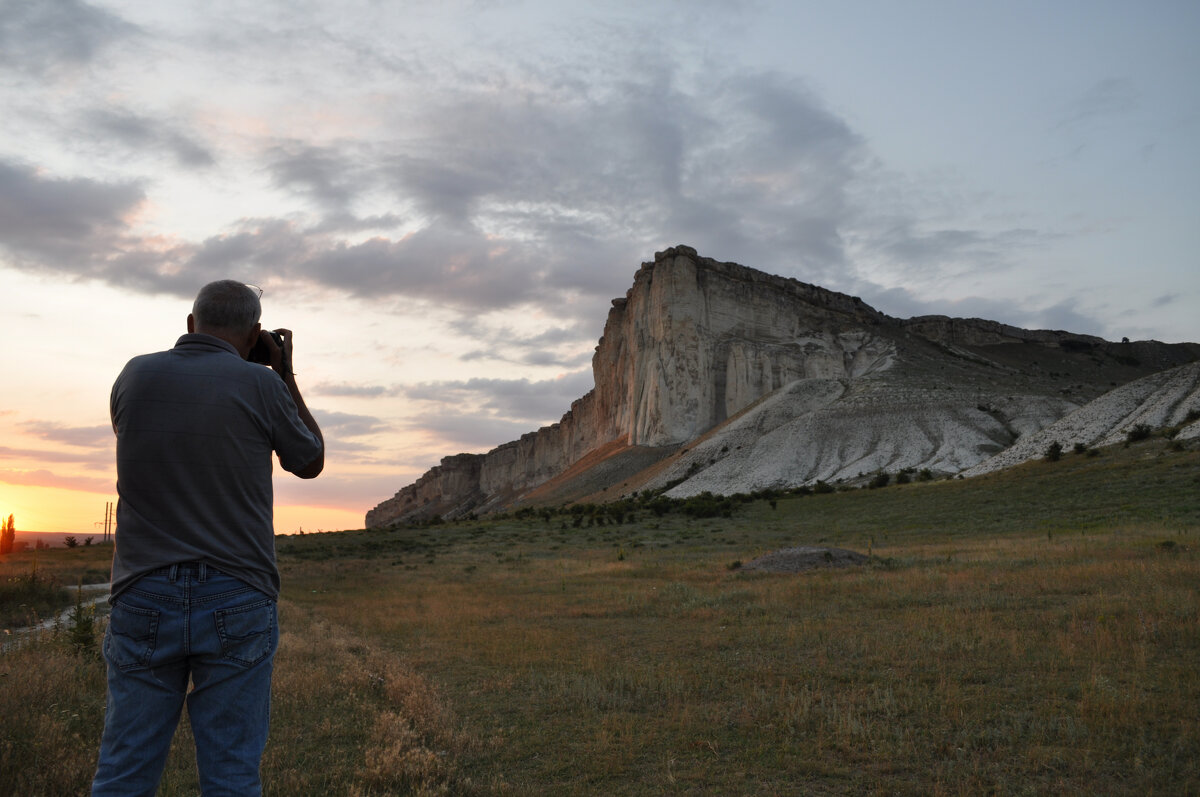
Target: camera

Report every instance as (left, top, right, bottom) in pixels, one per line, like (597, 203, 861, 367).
(248, 330, 284, 364)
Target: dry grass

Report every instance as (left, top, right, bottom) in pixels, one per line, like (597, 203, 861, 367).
(0, 636, 106, 795)
(0, 599, 478, 795)
(269, 524, 1197, 795)
(264, 603, 479, 796)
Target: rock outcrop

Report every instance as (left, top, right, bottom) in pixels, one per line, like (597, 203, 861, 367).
(366, 246, 1199, 527)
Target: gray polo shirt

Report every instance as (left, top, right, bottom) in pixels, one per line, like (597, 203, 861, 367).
(110, 333, 323, 599)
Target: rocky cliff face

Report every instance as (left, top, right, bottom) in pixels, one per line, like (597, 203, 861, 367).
(366, 246, 1199, 527)
(594, 249, 894, 447)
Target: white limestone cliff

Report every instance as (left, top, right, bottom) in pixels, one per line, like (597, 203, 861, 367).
(366, 246, 1199, 527)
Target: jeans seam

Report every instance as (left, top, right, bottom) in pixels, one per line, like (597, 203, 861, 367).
(183, 571, 191, 657)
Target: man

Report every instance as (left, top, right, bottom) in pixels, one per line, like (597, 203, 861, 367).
(93, 280, 324, 796)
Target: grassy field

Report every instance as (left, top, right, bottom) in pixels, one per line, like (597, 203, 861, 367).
(2, 439, 1198, 795)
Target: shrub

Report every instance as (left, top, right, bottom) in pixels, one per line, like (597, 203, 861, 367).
(1126, 424, 1153, 443)
(1045, 441, 1063, 462)
(68, 589, 98, 652)
(680, 492, 734, 519)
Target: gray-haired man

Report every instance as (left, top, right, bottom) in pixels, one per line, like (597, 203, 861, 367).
(93, 280, 324, 796)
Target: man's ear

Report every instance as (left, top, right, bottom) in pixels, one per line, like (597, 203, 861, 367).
(187, 314, 195, 334)
(245, 322, 262, 352)
(235, 322, 262, 360)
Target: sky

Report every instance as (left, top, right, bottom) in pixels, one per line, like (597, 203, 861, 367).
(1, 0, 1197, 535)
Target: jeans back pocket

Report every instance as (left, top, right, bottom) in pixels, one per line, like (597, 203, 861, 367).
(214, 600, 276, 667)
(105, 602, 160, 671)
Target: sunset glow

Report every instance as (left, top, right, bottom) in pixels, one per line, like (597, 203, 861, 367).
(0, 484, 109, 536)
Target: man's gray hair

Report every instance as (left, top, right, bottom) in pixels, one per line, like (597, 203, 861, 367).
(192, 280, 262, 334)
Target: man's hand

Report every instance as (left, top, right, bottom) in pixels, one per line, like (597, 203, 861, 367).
(259, 327, 323, 477)
(259, 328, 294, 379)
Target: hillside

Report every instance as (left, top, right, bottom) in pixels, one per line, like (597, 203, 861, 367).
(367, 246, 1199, 526)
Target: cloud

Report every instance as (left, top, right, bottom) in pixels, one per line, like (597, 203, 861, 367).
(404, 412, 543, 455)
(867, 222, 1052, 278)
(304, 222, 554, 308)
(312, 372, 598, 460)
(312, 381, 401, 398)
(856, 282, 1110, 339)
(0, 445, 96, 463)
(266, 142, 363, 211)
(20, 420, 112, 449)
(403, 370, 594, 426)
(1057, 78, 1140, 130)
(0, 467, 113, 494)
(311, 409, 389, 438)
(1035, 300, 1107, 336)
(0, 159, 145, 271)
(274, 471, 420, 511)
(0, 0, 137, 76)
(453, 317, 598, 368)
(308, 213, 406, 236)
(1, 54, 869, 312)
(0, 46, 1052, 328)
(0, 445, 111, 472)
(85, 108, 215, 167)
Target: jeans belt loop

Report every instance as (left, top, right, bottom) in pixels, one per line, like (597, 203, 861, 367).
(168, 563, 179, 582)
(198, 561, 207, 583)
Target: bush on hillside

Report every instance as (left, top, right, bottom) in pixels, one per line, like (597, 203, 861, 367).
(1126, 424, 1153, 443)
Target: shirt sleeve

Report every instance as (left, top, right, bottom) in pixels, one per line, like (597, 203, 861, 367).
(265, 376, 324, 475)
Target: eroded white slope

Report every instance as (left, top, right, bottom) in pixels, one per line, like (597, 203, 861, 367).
(644, 377, 1075, 497)
(963, 361, 1200, 476)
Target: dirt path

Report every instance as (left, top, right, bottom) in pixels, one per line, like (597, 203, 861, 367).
(1, 582, 110, 653)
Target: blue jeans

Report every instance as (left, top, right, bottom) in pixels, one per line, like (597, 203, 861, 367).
(92, 562, 278, 797)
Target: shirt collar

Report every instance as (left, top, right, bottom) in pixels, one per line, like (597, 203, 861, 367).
(174, 333, 242, 357)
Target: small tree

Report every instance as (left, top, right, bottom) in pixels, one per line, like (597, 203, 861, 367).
(0, 514, 14, 554)
(1045, 441, 1063, 462)
(64, 536, 79, 548)
(68, 579, 98, 652)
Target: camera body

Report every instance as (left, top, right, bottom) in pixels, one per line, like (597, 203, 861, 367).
(248, 330, 284, 364)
